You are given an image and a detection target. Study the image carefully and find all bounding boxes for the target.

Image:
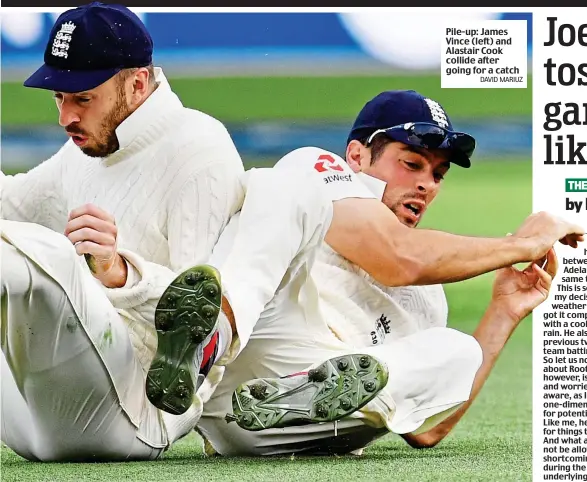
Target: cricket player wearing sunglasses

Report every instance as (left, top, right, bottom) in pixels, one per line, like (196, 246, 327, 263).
(181, 90, 582, 455)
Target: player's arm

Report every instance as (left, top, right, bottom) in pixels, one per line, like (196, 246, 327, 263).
(66, 125, 243, 296)
(278, 147, 583, 287)
(326, 198, 583, 287)
(400, 248, 558, 448)
(64, 203, 181, 322)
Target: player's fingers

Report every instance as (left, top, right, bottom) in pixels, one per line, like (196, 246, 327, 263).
(64, 214, 117, 237)
(68, 204, 116, 224)
(74, 241, 115, 260)
(534, 254, 547, 269)
(67, 227, 116, 247)
(543, 248, 559, 279)
(567, 234, 578, 248)
(561, 233, 584, 247)
(532, 263, 552, 296)
(559, 235, 574, 248)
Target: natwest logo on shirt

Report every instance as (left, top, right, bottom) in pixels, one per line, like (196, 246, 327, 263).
(314, 154, 344, 173)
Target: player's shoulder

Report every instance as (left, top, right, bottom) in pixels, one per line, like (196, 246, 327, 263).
(163, 107, 240, 165)
(159, 105, 232, 151)
(275, 146, 346, 170)
(178, 106, 230, 136)
(273, 146, 375, 203)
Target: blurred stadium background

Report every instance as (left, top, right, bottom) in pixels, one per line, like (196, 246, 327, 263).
(1, 10, 534, 482)
(1, 11, 532, 171)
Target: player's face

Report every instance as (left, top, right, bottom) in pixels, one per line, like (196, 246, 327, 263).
(364, 142, 451, 227)
(54, 74, 132, 158)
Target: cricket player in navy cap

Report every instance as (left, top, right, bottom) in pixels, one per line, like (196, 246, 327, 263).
(2, 11, 583, 460)
(1, 2, 244, 461)
(188, 90, 581, 456)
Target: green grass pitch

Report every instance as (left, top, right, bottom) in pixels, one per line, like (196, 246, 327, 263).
(1, 75, 531, 125)
(1, 157, 532, 481)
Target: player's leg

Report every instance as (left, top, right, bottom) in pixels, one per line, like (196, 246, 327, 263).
(145, 264, 223, 415)
(0, 353, 40, 461)
(231, 327, 481, 435)
(202, 323, 481, 455)
(362, 327, 483, 435)
(226, 352, 388, 431)
(147, 167, 334, 415)
(197, 298, 392, 455)
(0, 223, 166, 461)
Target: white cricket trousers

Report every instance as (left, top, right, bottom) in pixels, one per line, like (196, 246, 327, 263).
(199, 166, 482, 455)
(0, 222, 166, 461)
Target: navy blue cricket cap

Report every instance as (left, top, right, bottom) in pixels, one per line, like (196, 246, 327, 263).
(24, 2, 153, 93)
(347, 90, 476, 168)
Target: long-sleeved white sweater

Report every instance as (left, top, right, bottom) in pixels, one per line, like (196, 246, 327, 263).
(0, 69, 245, 436)
(2, 69, 244, 273)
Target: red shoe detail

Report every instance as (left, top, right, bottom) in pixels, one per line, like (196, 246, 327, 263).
(281, 371, 309, 379)
(200, 332, 219, 370)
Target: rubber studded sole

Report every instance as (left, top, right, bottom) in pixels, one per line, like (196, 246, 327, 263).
(227, 354, 388, 431)
(145, 265, 221, 415)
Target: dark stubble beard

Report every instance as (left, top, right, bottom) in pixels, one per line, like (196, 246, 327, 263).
(80, 83, 132, 158)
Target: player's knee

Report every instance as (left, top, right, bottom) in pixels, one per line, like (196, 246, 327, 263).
(461, 332, 483, 371)
(35, 232, 83, 282)
(433, 327, 482, 369)
(453, 330, 482, 376)
(48, 230, 79, 263)
(12, 225, 78, 268)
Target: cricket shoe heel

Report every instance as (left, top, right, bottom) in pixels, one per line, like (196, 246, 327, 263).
(227, 354, 388, 431)
(146, 265, 222, 415)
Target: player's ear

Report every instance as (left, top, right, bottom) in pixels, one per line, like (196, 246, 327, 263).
(129, 67, 150, 104)
(346, 140, 364, 173)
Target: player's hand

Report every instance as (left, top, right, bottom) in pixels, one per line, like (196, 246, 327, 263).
(490, 247, 558, 324)
(64, 204, 127, 288)
(512, 211, 584, 259)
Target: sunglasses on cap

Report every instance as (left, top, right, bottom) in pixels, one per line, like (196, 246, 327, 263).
(366, 122, 476, 167)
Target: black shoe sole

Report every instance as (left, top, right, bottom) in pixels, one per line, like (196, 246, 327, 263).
(145, 265, 221, 415)
(227, 354, 388, 431)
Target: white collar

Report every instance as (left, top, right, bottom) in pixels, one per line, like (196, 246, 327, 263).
(356, 172, 387, 201)
(114, 67, 183, 151)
